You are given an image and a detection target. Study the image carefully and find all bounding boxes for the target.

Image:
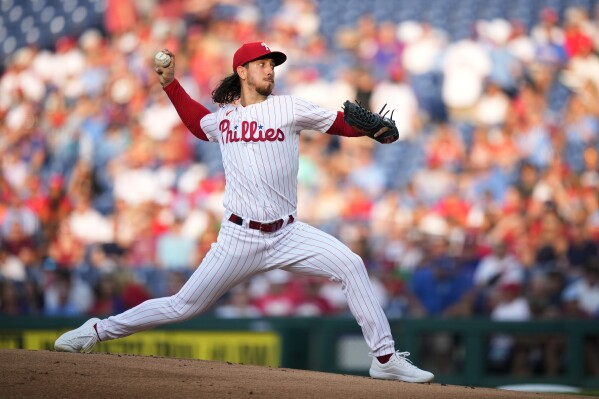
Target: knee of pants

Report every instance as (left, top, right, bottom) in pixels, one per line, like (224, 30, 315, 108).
(168, 294, 209, 321)
(341, 253, 369, 281)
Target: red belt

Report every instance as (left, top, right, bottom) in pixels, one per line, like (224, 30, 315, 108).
(228, 214, 294, 233)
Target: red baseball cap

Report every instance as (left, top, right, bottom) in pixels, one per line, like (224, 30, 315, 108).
(232, 42, 287, 72)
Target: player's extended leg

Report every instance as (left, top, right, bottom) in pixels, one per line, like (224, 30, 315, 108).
(267, 221, 434, 383)
(55, 221, 270, 351)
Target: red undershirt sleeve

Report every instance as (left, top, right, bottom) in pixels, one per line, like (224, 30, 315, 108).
(325, 111, 365, 137)
(162, 79, 211, 141)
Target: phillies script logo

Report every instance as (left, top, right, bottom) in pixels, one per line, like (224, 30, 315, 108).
(220, 120, 285, 143)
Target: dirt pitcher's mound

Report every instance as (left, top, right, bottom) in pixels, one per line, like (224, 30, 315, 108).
(0, 349, 589, 399)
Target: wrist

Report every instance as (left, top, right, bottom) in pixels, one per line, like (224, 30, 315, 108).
(162, 78, 178, 90)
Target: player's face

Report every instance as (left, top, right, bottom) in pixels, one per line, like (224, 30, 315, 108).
(246, 58, 276, 96)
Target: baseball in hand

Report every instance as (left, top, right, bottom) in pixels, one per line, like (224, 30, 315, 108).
(154, 51, 171, 67)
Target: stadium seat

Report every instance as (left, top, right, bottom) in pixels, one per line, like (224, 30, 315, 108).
(1, 0, 596, 64)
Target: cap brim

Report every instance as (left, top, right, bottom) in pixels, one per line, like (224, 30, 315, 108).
(271, 51, 287, 66)
(252, 51, 287, 67)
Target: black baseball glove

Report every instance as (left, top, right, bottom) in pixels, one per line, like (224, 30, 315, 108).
(342, 100, 399, 144)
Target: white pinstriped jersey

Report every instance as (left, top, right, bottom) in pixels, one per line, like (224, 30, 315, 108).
(200, 95, 336, 222)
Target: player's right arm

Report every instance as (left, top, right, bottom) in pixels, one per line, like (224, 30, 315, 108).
(155, 49, 210, 141)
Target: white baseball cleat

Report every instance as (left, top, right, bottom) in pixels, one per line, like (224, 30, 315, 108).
(369, 351, 435, 383)
(54, 318, 101, 353)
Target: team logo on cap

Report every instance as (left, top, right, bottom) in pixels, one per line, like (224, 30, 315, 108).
(261, 43, 271, 51)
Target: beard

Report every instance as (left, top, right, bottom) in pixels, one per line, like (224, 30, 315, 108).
(256, 84, 273, 96)
(249, 74, 274, 96)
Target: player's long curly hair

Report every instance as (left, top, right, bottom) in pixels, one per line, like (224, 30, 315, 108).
(212, 73, 241, 104)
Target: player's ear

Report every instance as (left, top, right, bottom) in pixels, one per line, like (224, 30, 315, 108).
(237, 65, 247, 80)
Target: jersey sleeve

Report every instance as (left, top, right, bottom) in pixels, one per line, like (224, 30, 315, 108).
(293, 96, 336, 133)
(163, 79, 210, 141)
(199, 112, 222, 142)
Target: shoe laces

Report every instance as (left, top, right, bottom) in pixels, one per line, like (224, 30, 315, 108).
(371, 351, 416, 366)
(394, 351, 419, 369)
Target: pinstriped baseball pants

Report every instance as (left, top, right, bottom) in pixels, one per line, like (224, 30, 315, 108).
(96, 217, 396, 356)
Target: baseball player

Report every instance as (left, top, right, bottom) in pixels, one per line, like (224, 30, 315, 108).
(55, 42, 434, 383)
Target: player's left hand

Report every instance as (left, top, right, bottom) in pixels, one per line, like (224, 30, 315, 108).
(342, 101, 399, 144)
(373, 127, 390, 138)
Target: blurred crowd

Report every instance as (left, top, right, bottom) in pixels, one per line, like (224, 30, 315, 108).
(1, 0, 599, 373)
